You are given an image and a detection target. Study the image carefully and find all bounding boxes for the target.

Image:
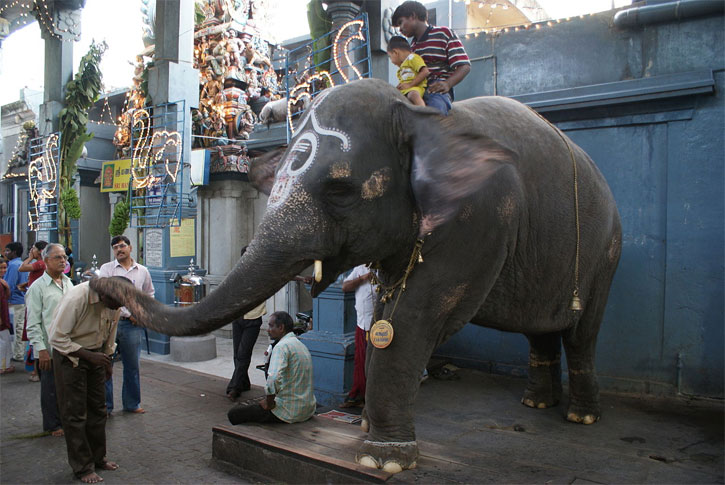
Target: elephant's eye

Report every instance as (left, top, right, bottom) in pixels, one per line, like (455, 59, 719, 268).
(324, 180, 358, 209)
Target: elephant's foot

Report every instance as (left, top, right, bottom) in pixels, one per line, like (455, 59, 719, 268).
(566, 401, 600, 425)
(360, 407, 369, 433)
(522, 365, 562, 409)
(521, 384, 561, 409)
(521, 394, 559, 409)
(566, 368, 601, 424)
(355, 440, 418, 473)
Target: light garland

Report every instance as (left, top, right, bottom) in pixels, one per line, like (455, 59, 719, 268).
(287, 18, 368, 135)
(130, 109, 182, 189)
(332, 19, 365, 83)
(27, 133, 59, 231)
(453, 0, 593, 37)
(287, 71, 334, 136)
(90, 97, 118, 126)
(460, 13, 591, 37)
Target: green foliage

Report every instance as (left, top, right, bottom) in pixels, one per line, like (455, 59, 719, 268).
(60, 187, 81, 220)
(57, 41, 106, 247)
(109, 199, 130, 237)
(307, 0, 332, 73)
(194, 2, 206, 25)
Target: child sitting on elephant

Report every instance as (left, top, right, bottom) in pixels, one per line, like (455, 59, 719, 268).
(386, 36, 429, 107)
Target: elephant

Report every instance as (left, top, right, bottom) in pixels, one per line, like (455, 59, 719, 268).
(92, 78, 621, 473)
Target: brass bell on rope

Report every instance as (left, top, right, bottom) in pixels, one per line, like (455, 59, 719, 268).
(570, 291, 583, 311)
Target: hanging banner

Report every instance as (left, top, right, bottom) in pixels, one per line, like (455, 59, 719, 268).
(100, 159, 134, 192)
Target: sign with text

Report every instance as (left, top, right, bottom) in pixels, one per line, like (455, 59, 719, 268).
(100, 159, 135, 192)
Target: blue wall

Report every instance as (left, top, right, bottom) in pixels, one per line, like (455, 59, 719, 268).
(433, 8, 724, 398)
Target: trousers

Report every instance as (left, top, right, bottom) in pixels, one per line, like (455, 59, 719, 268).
(9, 304, 25, 361)
(39, 363, 62, 432)
(105, 319, 142, 412)
(423, 91, 452, 115)
(53, 351, 107, 478)
(227, 402, 283, 425)
(348, 326, 367, 399)
(227, 317, 262, 394)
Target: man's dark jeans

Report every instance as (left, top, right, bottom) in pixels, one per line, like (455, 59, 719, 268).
(105, 319, 142, 412)
(53, 351, 108, 478)
(423, 92, 452, 115)
(228, 402, 283, 425)
(38, 364, 62, 432)
(226, 317, 262, 394)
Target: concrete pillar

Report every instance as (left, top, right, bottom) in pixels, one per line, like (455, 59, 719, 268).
(143, 0, 206, 357)
(38, 10, 75, 135)
(326, 1, 363, 86)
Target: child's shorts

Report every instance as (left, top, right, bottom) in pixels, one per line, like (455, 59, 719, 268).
(401, 85, 425, 97)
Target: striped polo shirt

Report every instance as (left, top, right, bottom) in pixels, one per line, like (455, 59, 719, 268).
(411, 25, 470, 83)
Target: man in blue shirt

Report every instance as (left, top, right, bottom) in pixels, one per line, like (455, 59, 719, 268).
(4, 242, 29, 362)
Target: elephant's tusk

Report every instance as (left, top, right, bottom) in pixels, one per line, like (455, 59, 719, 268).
(314, 260, 323, 282)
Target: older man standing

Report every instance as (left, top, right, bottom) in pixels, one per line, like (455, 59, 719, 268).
(25, 243, 72, 437)
(98, 235, 155, 415)
(50, 277, 129, 483)
(4, 242, 29, 362)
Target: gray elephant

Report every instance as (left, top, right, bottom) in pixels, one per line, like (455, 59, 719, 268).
(92, 78, 621, 473)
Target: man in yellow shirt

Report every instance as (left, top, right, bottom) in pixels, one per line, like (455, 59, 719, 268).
(49, 277, 131, 484)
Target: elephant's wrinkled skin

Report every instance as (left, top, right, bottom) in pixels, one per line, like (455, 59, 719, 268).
(92, 79, 621, 473)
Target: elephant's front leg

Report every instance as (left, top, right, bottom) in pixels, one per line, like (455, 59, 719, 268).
(355, 309, 434, 473)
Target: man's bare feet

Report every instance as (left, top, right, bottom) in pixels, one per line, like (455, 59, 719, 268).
(97, 461, 118, 471)
(51, 428, 64, 437)
(0, 366, 15, 375)
(79, 472, 103, 483)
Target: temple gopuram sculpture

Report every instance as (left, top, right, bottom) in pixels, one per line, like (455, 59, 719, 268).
(114, 0, 283, 174)
(192, 0, 282, 174)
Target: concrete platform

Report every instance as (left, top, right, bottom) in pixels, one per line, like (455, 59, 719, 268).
(211, 367, 723, 484)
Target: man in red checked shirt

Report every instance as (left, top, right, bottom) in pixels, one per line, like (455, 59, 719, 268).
(392, 1, 471, 115)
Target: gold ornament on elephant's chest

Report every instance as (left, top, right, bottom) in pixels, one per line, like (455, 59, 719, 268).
(370, 320, 394, 349)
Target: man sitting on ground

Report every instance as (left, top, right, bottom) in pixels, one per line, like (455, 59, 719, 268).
(228, 311, 316, 424)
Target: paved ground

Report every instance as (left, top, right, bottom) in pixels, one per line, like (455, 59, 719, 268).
(1, 333, 723, 484)
(0, 333, 272, 485)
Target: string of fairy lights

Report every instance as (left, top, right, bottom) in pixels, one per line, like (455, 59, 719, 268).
(455, 0, 597, 37)
(1, 0, 79, 40)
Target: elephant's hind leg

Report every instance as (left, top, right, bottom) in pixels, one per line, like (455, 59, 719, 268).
(562, 291, 610, 424)
(522, 332, 562, 409)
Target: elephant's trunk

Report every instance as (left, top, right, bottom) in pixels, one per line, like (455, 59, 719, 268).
(90, 236, 313, 336)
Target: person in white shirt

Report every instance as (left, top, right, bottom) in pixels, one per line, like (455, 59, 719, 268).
(340, 265, 375, 407)
(98, 235, 155, 415)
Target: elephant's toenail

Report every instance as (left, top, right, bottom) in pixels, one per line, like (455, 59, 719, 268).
(382, 461, 403, 474)
(358, 455, 379, 469)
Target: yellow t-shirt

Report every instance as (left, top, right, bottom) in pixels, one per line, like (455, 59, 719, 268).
(396, 53, 428, 96)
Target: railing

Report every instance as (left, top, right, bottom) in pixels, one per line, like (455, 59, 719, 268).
(128, 101, 188, 228)
(284, 13, 372, 142)
(27, 132, 60, 232)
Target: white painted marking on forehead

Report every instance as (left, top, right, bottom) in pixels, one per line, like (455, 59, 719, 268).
(294, 89, 351, 152)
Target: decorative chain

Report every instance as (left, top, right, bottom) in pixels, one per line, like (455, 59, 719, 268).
(367, 238, 425, 319)
(525, 106, 582, 307)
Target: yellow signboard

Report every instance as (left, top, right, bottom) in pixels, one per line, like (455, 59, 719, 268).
(170, 218, 195, 258)
(100, 159, 134, 192)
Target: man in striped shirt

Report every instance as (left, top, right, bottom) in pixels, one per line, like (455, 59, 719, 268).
(393, 1, 471, 114)
(228, 311, 316, 424)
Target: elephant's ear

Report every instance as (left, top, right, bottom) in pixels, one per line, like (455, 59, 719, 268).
(248, 146, 287, 195)
(399, 103, 517, 236)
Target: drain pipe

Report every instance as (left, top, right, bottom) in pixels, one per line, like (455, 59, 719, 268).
(614, 0, 724, 28)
